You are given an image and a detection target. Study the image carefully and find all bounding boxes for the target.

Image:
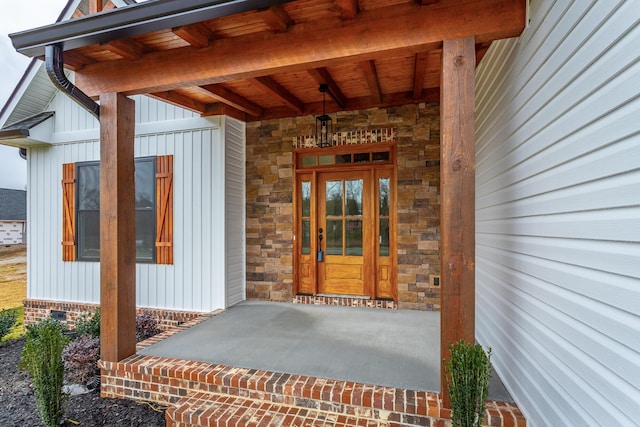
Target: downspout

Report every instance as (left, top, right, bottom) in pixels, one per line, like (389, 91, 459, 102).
(45, 44, 100, 119)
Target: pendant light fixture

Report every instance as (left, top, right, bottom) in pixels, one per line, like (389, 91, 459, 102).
(315, 83, 333, 148)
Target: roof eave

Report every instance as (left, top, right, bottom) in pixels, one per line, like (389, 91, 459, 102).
(11, 0, 295, 58)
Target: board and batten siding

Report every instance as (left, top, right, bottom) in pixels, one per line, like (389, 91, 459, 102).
(475, 1, 640, 426)
(224, 117, 246, 307)
(27, 92, 246, 312)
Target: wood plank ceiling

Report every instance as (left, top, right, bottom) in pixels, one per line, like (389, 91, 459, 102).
(62, 0, 524, 122)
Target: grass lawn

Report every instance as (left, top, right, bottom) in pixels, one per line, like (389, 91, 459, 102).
(0, 244, 27, 342)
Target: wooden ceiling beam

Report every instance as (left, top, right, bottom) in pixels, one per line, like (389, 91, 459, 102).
(260, 5, 293, 33)
(307, 68, 346, 110)
(199, 84, 263, 117)
(413, 51, 429, 99)
(75, 0, 526, 96)
(101, 38, 146, 61)
(419, 0, 440, 5)
(62, 50, 97, 71)
(172, 23, 214, 48)
(254, 76, 304, 114)
(359, 60, 382, 104)
(255, 88, 439, 121)
(149, 91, 207, 114)
(334, 0, 359, 20)
(203, 103, 247, 122)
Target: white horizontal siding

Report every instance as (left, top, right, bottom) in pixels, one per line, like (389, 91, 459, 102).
(475, 1, 640, 426)
(27, 95, 230, 312)
(224, 117, 246, 307)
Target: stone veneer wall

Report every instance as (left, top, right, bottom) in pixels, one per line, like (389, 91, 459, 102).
(246, 103, 441, 310)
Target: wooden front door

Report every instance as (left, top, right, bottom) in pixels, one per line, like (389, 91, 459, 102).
(317, 171, 373, 296)
(294, 143, 397, 300)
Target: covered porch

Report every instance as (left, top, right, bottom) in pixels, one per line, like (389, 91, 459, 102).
(101, 300, 524, 426)
(10, 0, 528, 421)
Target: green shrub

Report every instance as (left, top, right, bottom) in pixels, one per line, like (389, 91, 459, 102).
(0, 308, 18, 342)
(75, 307, 100, 338)
(446, 340, 492, 427)
(20, 318, 70, 427)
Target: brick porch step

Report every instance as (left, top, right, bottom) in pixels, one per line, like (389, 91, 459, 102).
(166, 391, 414, 427)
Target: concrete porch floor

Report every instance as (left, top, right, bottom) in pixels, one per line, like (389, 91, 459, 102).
(139, 300, 512, 402)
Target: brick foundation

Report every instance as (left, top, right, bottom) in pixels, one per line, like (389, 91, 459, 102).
(246, 104, 441, 310)
(22, 299, 204, 331)
(101, 312, 526, 427)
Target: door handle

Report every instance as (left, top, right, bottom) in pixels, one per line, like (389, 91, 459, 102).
(317, 228, 324, 262)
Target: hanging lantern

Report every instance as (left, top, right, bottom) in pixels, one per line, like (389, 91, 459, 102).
(315, 84, 333, 148)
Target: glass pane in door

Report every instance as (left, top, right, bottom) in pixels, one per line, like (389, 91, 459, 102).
(325, 181, 343, 216)
(326, 220, 343, 255)
(346, 219, 363, 255)
(301, 181, 311, 216)
(346, 179, 363, 216)
(379, 178, 390, 216)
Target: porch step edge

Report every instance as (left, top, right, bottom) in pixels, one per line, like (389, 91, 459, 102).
(166, 391, 429, 427)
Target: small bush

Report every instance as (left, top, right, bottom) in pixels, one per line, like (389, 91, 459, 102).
(62, 335, 100, 383)
(75, 307, 100, 338)
(0, 308, 18, 342)
(136, 311, 161, 342)
(446, 340, 492, 427)
(20, 318, 70, 427)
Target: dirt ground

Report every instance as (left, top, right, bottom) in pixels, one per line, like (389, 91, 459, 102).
(0, 245, 167, 426)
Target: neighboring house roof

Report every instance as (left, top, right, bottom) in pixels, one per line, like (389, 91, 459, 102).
(0, 188, 26, 221)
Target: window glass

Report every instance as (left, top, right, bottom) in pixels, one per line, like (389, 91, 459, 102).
(326, 219, 343, 255)
(301, 156, 316, 167)
(379, 218, 390, 256)
(325, 180, 343, 216)
(354, 153, 370, 163)
(379, 178, 390, 216)
(318, 155, 335, 166)
(372, 151, 390, 162)
(346, 219, 363, 256)
(76, 158, 156, 262)
(336, 154, 351, 164)
(77, 163, 100, 260)
(301, 219, 311, 255)
(301, 181, 311, 217)
(346, 179, 363, 216)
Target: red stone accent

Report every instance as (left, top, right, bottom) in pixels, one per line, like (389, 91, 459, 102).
(294, 295, 397, 309)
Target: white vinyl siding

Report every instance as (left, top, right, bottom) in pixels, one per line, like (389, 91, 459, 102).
(224, 117, 246, 307)
(475, 1, 640, 426)
(27, 93, 246, 312)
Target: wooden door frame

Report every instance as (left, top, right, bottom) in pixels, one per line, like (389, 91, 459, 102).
(292, 142, 397, 300)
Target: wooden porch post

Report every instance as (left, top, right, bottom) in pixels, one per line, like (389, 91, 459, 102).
(99, 92, 136, 363)
(440, 36, 476, 408)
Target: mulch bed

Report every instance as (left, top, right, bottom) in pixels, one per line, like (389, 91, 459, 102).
(0, 338, 166, 426)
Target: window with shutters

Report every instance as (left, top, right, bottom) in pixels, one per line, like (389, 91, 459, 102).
(63, 155, 173, 264)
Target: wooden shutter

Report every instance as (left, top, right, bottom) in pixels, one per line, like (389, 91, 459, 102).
(156, 155, 174, 264)
(62, 163, 76, 261)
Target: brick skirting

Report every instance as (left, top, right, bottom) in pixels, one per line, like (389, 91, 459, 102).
(22, 299, 204, 331)
(101, 310, 526, 427)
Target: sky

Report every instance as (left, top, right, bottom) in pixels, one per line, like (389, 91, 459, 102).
(0, 0, 68, 190)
